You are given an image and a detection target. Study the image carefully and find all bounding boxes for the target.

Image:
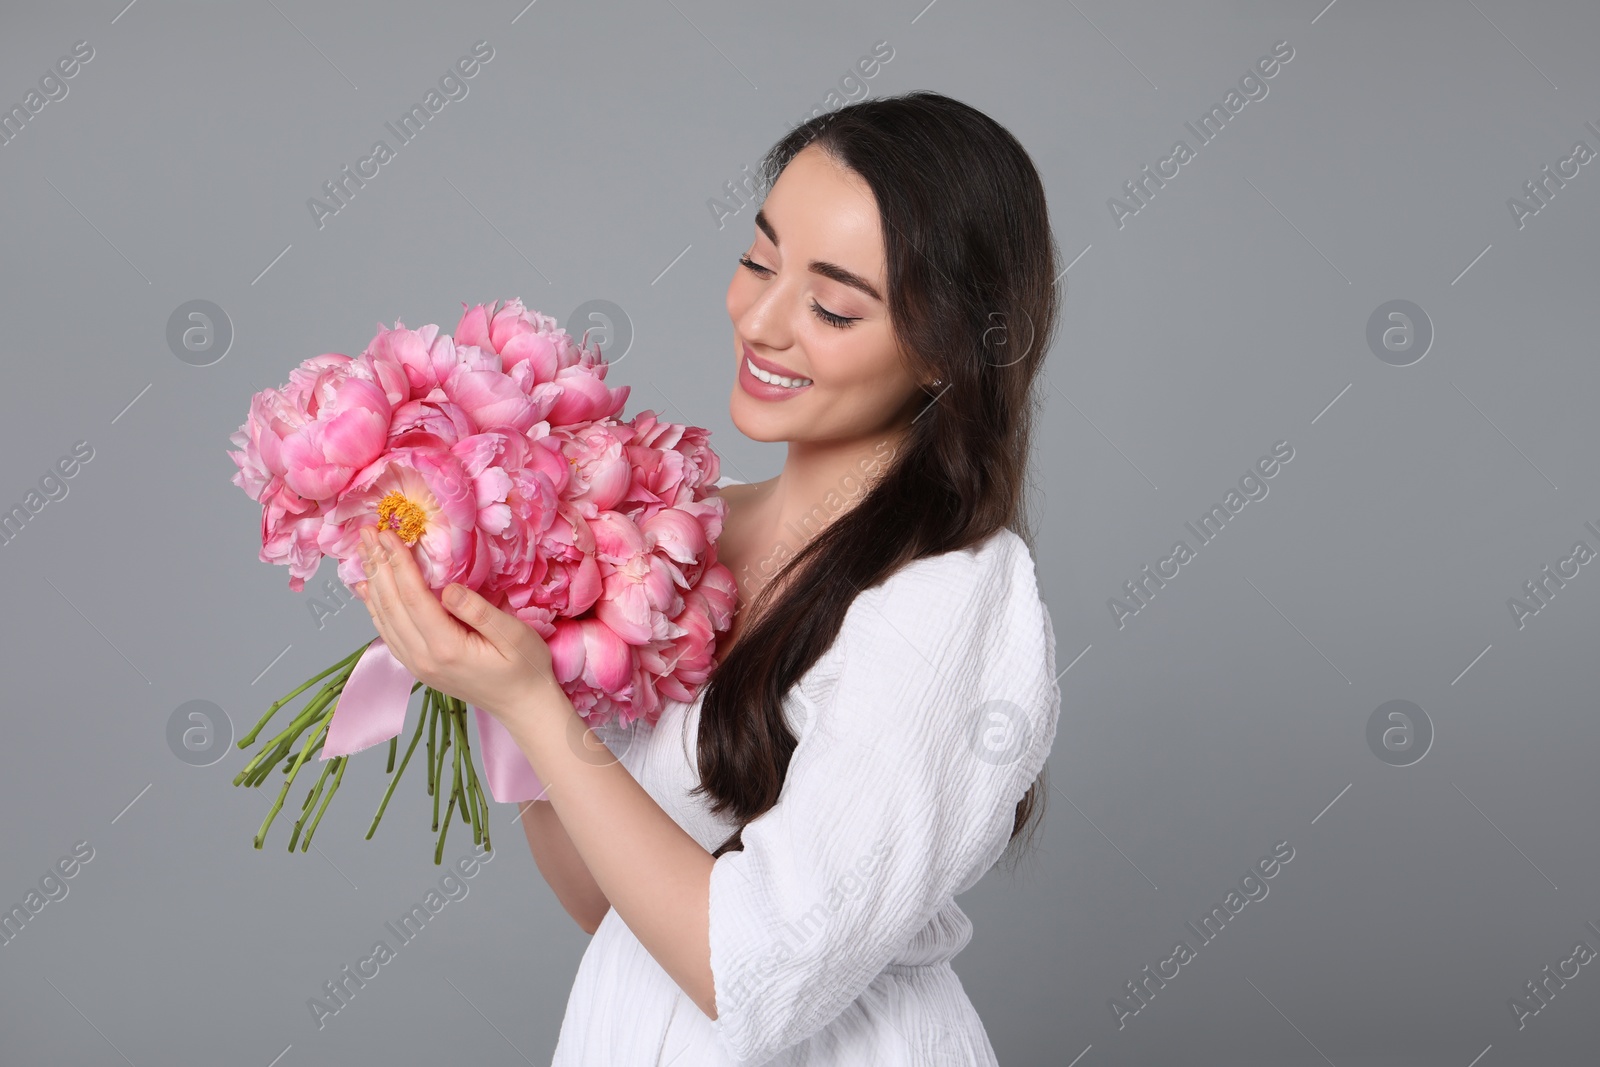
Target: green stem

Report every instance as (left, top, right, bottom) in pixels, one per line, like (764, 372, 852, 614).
(235, 677, 344, 785)
(426, 688, 438, 797)
(289, 753, 338, 851)
(434, 790, 457, 866)
(451, 696, 491, 851)
(238, 642, 368, 748)
(284, 715, 332, 795)
(254, 712, 329, 848)
(367, 693, 430, 840)
(301, 755, 347, 851)
(455, 704, 485, 846)
(433, 697, 452, 832)
(240, 743, 288, 789)
(451, 703, 466, 828)
(253, 776, 294, 850)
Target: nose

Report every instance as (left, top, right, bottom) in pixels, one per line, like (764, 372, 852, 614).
(731, 270, 794, 352)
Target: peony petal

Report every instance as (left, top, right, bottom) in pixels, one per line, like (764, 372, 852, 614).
(579, 619, 634, 692)
(641, 507, 708, 564)
(547, 619, 587, 684)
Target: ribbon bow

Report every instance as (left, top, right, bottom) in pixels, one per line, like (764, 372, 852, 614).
(317, 637, 550, 803)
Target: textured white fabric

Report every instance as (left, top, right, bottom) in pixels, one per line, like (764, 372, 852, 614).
(549, 476, 1061, 1066)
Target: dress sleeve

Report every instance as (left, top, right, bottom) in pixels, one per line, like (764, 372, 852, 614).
(706, 533, 1060, 1064)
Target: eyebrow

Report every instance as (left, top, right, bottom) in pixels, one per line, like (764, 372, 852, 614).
(754, 208, 883, 303)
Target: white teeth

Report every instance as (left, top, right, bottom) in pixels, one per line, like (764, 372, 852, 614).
(747, 358, 812, 388)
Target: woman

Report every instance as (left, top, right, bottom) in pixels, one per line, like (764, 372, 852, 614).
(353, 90, 1061, 1065)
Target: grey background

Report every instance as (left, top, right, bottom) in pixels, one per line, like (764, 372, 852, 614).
(1, 1, 1597, 1064)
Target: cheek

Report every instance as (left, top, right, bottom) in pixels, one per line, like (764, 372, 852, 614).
(806, 327, 886, 390)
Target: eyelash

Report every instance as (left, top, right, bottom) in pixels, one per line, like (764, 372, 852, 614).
(737, 254, 859, 328)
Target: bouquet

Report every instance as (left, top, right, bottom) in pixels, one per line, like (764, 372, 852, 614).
(227, 299, 736, 863)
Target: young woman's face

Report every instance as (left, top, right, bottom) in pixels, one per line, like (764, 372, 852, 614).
(726, 144, 926, 444)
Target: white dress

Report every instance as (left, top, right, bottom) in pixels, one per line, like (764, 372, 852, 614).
(549, 477, 1061, 1066)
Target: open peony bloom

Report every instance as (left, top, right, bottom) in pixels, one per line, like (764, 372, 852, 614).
(317, 434, 521, 593)
(551, 560, 737, 727)
(228, 300, 735, 730)
(453, 298, 630, 426)
(227, 355, 393, 517)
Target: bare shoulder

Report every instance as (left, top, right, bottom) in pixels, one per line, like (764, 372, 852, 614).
(710, 479, 758, 505)
(710, 476, 770, 501)
(706, 477, 768, 578)
(708, 477, 771, 536)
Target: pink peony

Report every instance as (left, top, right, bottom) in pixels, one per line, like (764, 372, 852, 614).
(230, 299, 736, 729)
(226, 354, 393, 513)
(554, 418, 635, 515)
(453, 298, 630, 425)
(258, 506, 330, 592)
(624, 410, 721, 517)
(271, 354, 393, 501)
(318, 434, 518, 593)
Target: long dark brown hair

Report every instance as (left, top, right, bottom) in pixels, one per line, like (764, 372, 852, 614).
(693, 90, 1061, 874)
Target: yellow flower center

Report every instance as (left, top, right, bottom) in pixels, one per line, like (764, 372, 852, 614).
(375, 490, 428, 545)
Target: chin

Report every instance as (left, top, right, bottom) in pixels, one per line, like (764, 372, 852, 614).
(729, 388, 792, 443)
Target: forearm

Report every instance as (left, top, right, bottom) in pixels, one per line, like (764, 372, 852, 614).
(503, 680, 719, 1019)
(518, 798, 611, 934)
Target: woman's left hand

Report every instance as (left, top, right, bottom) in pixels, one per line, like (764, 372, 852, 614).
(353, 525, 559, 726)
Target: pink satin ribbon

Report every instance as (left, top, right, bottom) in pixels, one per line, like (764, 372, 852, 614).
(319, 637, 549, 803)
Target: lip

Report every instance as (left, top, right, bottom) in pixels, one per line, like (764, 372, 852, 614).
(742, 344, 809, 381)
(738, 343, 814, 402)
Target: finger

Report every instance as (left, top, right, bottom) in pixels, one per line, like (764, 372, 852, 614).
(356, 570, 402, 662)
(355, 537, 401, 655)
(442, 584, 559, 689)
(361, 527, 427, 667)
(440, 583, 517, 658)
(373, 528, 462, 658)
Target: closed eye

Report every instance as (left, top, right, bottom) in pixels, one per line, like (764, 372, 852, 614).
(738, 254, 860, 329)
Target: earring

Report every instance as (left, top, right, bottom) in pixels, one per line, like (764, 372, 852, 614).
(931, 378, 943, 387)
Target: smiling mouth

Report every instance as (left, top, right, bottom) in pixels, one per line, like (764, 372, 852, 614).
(744, 357, 813, 388)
